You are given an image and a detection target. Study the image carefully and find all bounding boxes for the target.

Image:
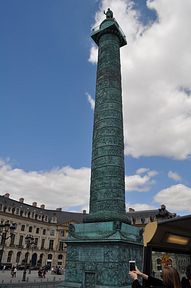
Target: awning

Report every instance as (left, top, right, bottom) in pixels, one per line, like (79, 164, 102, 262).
(143, 214, 191, 254)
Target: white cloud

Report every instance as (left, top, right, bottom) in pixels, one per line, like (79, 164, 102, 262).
(136, 168, 149, 174)
(88, 45, 98, 64)
(168, 171, 181, 181)
(154, 184, 191, 212)
(125, 168, 157, 192)
(0, 159, 159, 212)
(0, 160, 90, 211)
(86, 92, 95, 110)
(147, 170, 158, 177)
(90, 0, 191, 160)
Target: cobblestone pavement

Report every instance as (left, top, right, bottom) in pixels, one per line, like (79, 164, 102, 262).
(0, 270, 63, 287)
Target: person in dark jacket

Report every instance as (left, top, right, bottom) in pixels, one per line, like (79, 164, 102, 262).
(129, 266, 181, 288)
(181, 264, 191, 288)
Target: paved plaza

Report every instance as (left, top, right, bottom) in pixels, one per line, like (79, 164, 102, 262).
(0, 270, 63, 287)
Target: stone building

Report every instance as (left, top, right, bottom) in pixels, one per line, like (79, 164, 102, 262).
(0, 193, 84, 269)
(127, 204, 176, 227)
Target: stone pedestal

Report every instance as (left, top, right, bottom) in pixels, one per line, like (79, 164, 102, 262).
(58, 222, 143, 288)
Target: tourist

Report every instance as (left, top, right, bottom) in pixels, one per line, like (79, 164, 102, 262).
(42, 268, 46, 278)
(38, 268, 43, 278)
(181, 264, 191, 288)
(11, 266, 14, 278)
(13, 267, 17, 277)
(129, 266, 181, 288)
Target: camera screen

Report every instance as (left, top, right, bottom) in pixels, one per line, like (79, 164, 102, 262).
(129, 261, 136, 271)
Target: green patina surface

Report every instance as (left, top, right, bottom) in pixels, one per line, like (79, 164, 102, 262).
(60, 222, 143, 288)
(58, 10, 143, 288)
(85, 14, 128, 224)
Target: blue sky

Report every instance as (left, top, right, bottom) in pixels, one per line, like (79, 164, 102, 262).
(1, 0, 191, 215)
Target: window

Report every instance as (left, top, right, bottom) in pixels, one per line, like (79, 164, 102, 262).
(59, 241, 64, 251)
(34, 238, 38, 246)
(21, 225, 25, 231)
(50, 229, 55, 236)
(41, 239, 45, 250)
(19, 235, 23, 247)
(51, 216, 57, 223)
(60, 230, 65, 237)
(48, 254, 52, 260)
(10, 234, 15, 246)
(25, 252, 29, 263)
(58, 254, 63, 260)
(43, 229, 46, 235)
(36, 227, 39, 234)
(156, 258, 162, 271)
(29, 226, 32, 233)
(49, 240, 54, 250)
(7, 251, 13, 262)
(16, 251, 21, 263)
(39, 254, 43, 264)
(150, 216, 154, 222)
(141, 218, 145, 224)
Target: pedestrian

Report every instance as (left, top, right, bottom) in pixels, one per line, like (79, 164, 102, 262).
(13, 267, 17, 277)
(129, 266, 181, 288)
(38, 268, 42, 278)
(42, 268, 46, 278)
(181, 264, 191, 288)
(11, 266, 14, 278)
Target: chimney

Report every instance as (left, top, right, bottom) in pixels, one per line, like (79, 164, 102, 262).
(56, 208, 62, 211)
(129, 208, 135, 212)
(4, 193, 10, 198)
(40, 204, 45, 209)
(32, 202, 37, 207)
(19, 198, 24, 203)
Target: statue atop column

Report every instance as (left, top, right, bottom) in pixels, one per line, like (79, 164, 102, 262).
(104, 8, 113, 19)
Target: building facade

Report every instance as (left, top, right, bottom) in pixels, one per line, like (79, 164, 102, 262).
(0, 193, 84, 269)
(127, 204, 176, 227)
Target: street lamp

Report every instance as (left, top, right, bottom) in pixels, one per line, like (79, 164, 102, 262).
(0, 222, 16, 268)
(22, 234, 35, 281)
